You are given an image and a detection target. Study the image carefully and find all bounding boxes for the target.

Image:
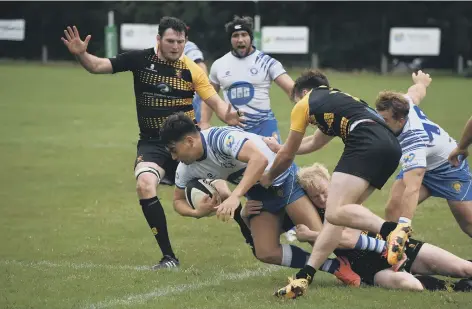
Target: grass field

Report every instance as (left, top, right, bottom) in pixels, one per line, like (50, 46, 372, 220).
(1, 62, 472, 309)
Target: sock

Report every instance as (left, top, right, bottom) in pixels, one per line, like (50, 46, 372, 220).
(233, 204, 256, 256)
(453, 278, 472, 292)
(140, 197, 176, 259)
(281, 244, 311, 268)
(399, 217, 411, 224)
(319, 258, 340, 274)
(354, 234, 386, 254)
(380, 221, 397, 240)
(415, 275, 450, 291)
(296, 265, 317, 284)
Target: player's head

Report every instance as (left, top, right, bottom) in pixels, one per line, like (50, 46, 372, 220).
(225, 15, 254, 58)
(157, 16, 188, 62)
(292, 69, 330, 102)
(297, 163, 330, 209)
(160, 112, 202, 165)
(374, 91, 410, 134)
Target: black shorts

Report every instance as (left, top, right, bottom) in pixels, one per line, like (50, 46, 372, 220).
(134, 139, 178, 186)
(349, 238, 425, 286)
(335, 122, 402, 189)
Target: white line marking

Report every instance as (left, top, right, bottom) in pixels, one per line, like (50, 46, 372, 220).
(1, 259, 151, 271)
(86, 265, 282, 309)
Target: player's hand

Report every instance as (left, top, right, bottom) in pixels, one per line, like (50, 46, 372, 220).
(198, 122, 211, 130)
(224, 104, 246, 127)
(448, 146, 468, 167)
(263, 136, 281, 153)
(242, 200, 263, 218)
(412, 70, 432, 87)
(196, 193, 219, 218)
(295, 224, 316, 243)
(61, 26, 91, 55)
(215, 195, 240, 222)
(259, 172, 274, 188)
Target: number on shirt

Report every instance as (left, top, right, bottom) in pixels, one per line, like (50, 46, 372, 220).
(413, 105, 440, 142)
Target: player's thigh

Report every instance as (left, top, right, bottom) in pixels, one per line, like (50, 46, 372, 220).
(250, 210, 282, 253)
(448, 200, 472, 233)
(411, 243, 472, 277)
(373, 269, 423, 291)
(326, 172, 371, 214)
(285, 195, 323, 232)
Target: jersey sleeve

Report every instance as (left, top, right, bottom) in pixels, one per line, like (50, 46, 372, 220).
(403, 94, 416, 109)
(268, 58, 287, 80)
(174, 163, 193, 189)
(289, 95, 310, 134)
(184, 56, 217, 101)
(109, 50, 146, 73)
(208, 60, 220, 86)
(215, 129, 249, 160)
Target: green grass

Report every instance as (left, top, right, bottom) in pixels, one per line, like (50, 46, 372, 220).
(1, 62, 471, 309)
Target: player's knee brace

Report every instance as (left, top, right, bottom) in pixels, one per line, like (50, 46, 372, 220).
(134, 166, 161, 183)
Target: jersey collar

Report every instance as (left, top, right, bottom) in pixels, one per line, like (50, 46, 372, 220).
(196, 132, 207, 161)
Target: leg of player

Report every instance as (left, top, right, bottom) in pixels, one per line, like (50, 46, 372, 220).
(385, 180, 431, 222)
(212, 180, 254, 251)
(249, 211, 311, 268)
(373, 269, 424, 291)
(409, 243, 472, 278)
(448, 200, 472, 237)
(135, 161, 178, 269)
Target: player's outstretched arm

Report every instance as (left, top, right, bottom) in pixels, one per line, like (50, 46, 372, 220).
(297, 129, 334, 155)
(399, 168, 426, 219)
(274, 73, 295, 99)
(406, 70, 432, 106)
(449, 116, 472, 166)
(61, 26, 113, 74)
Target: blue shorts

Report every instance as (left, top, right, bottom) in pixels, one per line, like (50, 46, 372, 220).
(192, 94, 202, 123)
(245, 118, 281, 143)
(396, 160, 472, 201)
(246, 163, 305, 214)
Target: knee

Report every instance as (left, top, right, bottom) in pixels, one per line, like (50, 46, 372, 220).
(325, 208, 343, 226)
(459, 223, 472, 238)
(453, 261, 472, 278)
(255, 248, 281, 265)
(136, 174, 158, 196)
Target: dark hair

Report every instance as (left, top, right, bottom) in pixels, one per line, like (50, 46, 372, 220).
(292, 69, 330, 101)
(160, 112, 198, 145)
(158, 16, 188, 38)
(375, 91, 410, 120)
(225, 15, 254, 40)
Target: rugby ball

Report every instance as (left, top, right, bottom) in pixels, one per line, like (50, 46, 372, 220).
(185, 179, 221, 217)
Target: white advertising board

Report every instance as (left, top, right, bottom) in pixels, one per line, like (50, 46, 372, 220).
(261, 26, 309, 54)
(389, 27, 441, 56)
(0, 19, 25, 41)
(120, 23, 158, 50)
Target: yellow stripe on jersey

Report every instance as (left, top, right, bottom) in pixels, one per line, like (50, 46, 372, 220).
(289, 91, 311, 134)
(182, 55, 217, 101)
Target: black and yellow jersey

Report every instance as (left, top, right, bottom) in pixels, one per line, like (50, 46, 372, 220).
(109, 47, 216, 139)
(290, 86, 387, 142)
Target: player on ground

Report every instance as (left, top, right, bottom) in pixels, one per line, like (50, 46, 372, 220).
(449, 115, 472, 166)
(200, 15, 294, 141)
(375, 71, 472, 237)
(61, 17, 244, 270)
(184, 38, 207, 125)
(160, 113, 353, 275)
(260, 69, 407, 298)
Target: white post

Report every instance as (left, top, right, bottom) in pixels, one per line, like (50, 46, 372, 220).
(254, 1, 261, 50)
(41, 45, 48, 64)
(381, 54, 388, 75)
(457, 55, 464, 75)
(108, 11, 114, 27)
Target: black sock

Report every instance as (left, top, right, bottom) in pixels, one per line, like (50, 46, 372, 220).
(296, 265, 316, 284)
(380, 221, 397, 240)
(234, 204, 254, 243)
(140, 197, 176, 259)
(415, 275, 450, 291)
(453, 278, 472, 292)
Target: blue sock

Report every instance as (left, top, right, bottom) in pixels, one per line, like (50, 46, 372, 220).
(281, 244, 310, 268)
(319, 258, 340, 274)
(354, 234, 386, 254)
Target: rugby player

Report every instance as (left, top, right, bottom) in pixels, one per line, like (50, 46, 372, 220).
(449, 115, 472, 166)
(61, 17, 244, 269)
(200, 16, 294, 141)
(375, 71, 472, 237)
(160, 113, 341, 274)
(260, 69, 407, 298)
